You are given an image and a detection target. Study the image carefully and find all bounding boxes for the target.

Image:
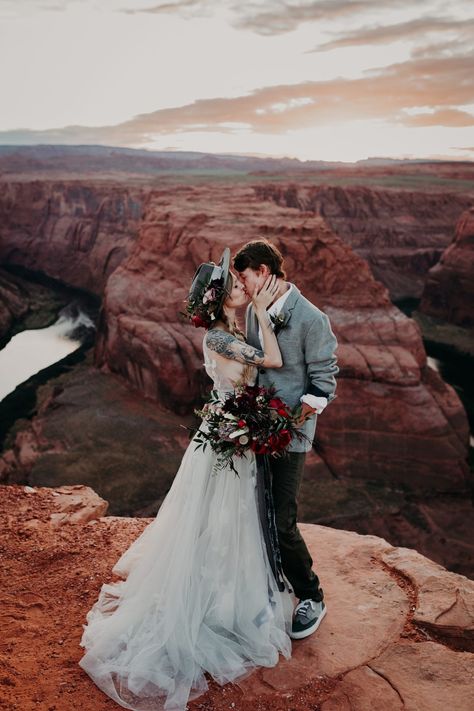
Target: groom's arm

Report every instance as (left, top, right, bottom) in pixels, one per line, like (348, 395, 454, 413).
(304, 312, 339, 407)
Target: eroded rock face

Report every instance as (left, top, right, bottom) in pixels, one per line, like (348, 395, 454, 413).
(418, 207, 474, 329)
(0, 268, 30, 340)
(0, 181, 144, 295)
(0, 354, 192, 517)
(253, 183, 473, 300)
(93, 183, 469, 489)
(0, 179, 471, 576)
(0, 483, 472, 711)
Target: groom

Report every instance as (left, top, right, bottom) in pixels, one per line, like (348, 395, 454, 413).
(233, 239, 339, 640)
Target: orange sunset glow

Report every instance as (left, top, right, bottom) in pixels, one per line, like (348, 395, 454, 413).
(1, 1, 473, 161)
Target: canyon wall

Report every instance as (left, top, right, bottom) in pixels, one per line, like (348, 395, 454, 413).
(91, 182, 470, 491)
(0, 268, 30, 340)
(418, 207, 474, 329)
(253, 184, 473, 300)
(0, 177, 471, 575)
(0, 179, 469, 491)
(0, 181, 144, 295)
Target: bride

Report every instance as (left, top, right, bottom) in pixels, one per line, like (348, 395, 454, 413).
(78, 248, 295, 711)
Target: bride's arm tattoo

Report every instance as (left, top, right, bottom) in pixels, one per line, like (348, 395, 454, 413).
(206, 330, 265, 365)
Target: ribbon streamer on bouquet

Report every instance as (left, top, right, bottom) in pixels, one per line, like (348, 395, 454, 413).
(255, 453, 288, 593)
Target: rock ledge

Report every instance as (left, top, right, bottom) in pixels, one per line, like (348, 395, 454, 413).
(0, 483, 473, 711)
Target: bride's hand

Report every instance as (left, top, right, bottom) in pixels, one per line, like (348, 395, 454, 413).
(252, 275, 279, 312)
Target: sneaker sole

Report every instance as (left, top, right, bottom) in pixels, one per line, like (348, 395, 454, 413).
(289, 604, 327, 640)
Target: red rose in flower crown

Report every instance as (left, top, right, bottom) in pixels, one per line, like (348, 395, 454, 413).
(191, 314, 208, 329)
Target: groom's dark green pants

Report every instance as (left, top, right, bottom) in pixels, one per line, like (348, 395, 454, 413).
(270, 451, 324, 603)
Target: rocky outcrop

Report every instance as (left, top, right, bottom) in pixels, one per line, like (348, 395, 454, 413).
(0, 268, 30, 340)
(0, 266, 85, 343)
(93, 182, 469, 491)
(0, 178, 471, 577)
(0, 181, 144, 295)
(253, 184, 473, 300)
(418, 208, 474, 329)
(1, 349, 472, 578)
(0, 483, 473, 711)
(0, 352, 193, 517)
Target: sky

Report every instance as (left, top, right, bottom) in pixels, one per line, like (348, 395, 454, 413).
(0, 0, 473, 162)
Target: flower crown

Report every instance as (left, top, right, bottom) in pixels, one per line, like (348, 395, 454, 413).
(182, 275, 228, 329)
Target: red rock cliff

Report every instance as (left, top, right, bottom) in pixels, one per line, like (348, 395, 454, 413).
(1, 483, 473, 711)
(253, 183, 473, 300)
(92, 182, 469, 491)
(418, 207, 474, 329)
(0, 180, 144, 295)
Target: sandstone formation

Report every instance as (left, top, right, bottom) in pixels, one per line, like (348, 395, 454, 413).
(1, 349, 472, 578)
(0, 483, 473, 711)
(253, 183, 473, 300)
(0, 178, 471, 577)
(0, 181, 144, 295)
(0, 351, 193, 517)
(0, 266, 83, 343)
(91, 182, 470, 491)
(418, 207, 474, 329)
(0, 268, 30, 340)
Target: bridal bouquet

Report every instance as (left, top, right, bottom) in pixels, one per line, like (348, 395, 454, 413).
(193, 384, 309, 474)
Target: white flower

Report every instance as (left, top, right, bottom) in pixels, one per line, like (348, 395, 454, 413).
(229, 427, 249, 440)
(239, 435, 249, 445)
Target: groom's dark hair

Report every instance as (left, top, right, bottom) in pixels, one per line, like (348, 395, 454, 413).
(233, 239, 286, 279)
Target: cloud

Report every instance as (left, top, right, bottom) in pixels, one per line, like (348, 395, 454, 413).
(0, 0, 82, 14)
(119, 0, 215, 18)
(0, 0, 214, 18)
(229, 0, 424, 37)
(1, 48, 472, 146)
(115, 0, 440, 37)
(399, 109, 474, 127)
(309, 15, 474, 52)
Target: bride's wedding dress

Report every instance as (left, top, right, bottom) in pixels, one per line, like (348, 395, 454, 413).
(78, 336, 294, 711)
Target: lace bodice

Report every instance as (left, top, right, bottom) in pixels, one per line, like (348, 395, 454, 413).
(203, 335, 257, 397)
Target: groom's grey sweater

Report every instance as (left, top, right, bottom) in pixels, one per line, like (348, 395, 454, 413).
(245, 283, 339, 453)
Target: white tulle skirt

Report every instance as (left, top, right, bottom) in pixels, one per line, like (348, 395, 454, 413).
(78, 430, 295, 711)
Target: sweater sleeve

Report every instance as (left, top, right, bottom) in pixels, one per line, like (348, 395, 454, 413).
(304, 312, 339, 404)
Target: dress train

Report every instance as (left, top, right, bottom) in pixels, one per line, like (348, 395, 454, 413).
(78, 426, 294, 711)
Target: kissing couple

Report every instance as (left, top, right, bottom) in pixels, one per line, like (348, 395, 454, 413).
(78, 238, 340, 711)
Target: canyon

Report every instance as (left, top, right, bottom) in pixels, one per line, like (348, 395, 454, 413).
(0, 171, 472, 580)
(418, 207, 474, 331)
(253, 183, 474, 301)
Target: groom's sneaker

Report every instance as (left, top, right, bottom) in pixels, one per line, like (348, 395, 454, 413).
(290, 599, 327, 640)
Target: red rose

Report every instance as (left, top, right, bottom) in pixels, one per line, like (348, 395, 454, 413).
(277, 429, 292, 449)
(250, 441, 269, 454)
(191, 315, 207, 328)
(269, 398, 284, 409)
(238, 419, 246, 428)
(277, 408, 288, 416)
(266, 434, 279, 452)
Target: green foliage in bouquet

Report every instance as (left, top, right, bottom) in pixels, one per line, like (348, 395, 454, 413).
(191, 384, 310, 475)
